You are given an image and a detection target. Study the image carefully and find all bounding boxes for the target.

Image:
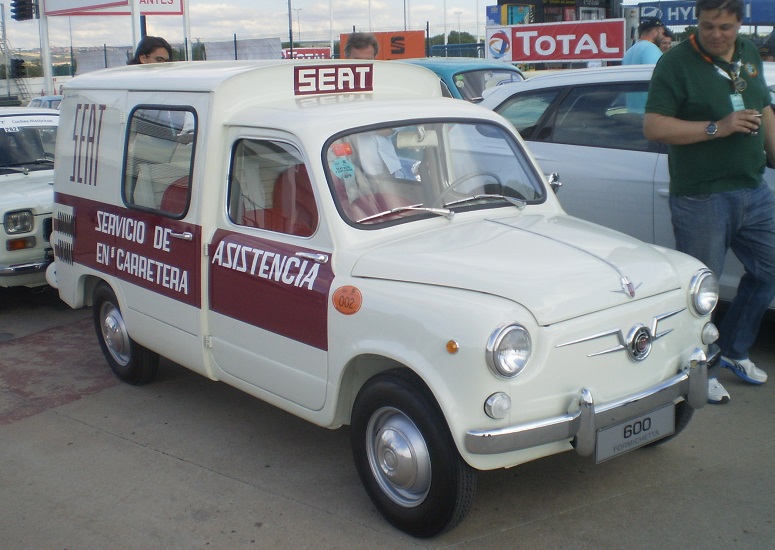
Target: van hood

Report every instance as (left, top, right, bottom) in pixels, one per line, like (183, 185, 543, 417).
(0, 171, 54, 214)
(351, 214, 682, 325)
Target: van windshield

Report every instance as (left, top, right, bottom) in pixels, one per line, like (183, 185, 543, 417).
(324, 121, 545, 226)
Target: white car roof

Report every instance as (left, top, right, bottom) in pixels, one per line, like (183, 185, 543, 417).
(480, 65, 656, 109)
(0, 106, 60, 118)
(64, 59, 444, 105)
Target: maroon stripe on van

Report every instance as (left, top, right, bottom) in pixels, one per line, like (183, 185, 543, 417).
(55, 193, 202, 307)
(209, 229, 333, 351)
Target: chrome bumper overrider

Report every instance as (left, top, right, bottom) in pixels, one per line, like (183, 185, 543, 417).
(465, 348, 708, 457)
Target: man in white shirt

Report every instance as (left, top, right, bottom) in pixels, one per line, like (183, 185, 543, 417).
(623, 17, 666, 65)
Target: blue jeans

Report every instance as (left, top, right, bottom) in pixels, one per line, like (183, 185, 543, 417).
(670, 184, 775, 360)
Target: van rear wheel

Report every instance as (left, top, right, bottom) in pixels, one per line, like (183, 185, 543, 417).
(93, 282, 159, 385)
(350, 370, 477, 537)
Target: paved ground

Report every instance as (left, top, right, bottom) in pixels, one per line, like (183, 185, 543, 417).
(1, 286, 774, 549)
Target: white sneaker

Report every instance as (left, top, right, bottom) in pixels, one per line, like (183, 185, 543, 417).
(721, 356, 768, 385)
(707, 378, 730, 405)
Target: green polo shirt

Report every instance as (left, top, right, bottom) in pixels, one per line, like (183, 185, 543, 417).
(645, 36, 769, 196)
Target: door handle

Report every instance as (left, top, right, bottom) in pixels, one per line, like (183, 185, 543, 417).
(169, 231, 193, 241)
(296, 252, 329, 264)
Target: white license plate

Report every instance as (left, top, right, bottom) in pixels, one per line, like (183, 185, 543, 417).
(595, 404, 675, 463)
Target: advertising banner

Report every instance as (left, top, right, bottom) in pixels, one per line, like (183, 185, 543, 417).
(282, 48, 332, 60)
(44, 0, 184, 16)
(339, 30, 425, 60)
(486, 19, 626, 62)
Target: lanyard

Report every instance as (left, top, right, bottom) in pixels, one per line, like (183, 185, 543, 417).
(689, 34, 746, 92)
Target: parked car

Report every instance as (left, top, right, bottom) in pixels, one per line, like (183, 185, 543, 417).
(50, 60, 716, 537)
(400, 57, 525, 102)
(763, 61, 775, 103)
(27, 95, 63, 110)
(479, 65, 775, 306)
(0, 107, 58, 287)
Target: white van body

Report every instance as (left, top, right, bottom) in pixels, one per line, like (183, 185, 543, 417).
(51, 60, 717, 537)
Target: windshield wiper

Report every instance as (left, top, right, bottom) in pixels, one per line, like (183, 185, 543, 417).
(444, 193, 526, 210)
(357, 204, 454, 223)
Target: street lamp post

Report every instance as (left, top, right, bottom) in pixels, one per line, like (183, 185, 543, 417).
(455, 10, 462, 44)
(293, 8, 302, 44)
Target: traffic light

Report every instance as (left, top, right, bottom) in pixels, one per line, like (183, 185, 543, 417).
(10, 0, 35, 22)
(9, 59, 26, 79)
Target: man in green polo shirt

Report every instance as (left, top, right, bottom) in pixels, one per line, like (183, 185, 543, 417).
(644, 0, 775, 404)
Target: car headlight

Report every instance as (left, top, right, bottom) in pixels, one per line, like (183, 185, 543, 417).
(4, 210, 34, 234)
(486, 324, 531, 378)
(690, 268, 718, 316)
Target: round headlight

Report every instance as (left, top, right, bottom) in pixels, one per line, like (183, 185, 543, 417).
(486, 324, 532, 378)
(690, 268, 719, 316)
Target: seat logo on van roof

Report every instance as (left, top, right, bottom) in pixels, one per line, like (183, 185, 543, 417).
(294, 64, 374, 96)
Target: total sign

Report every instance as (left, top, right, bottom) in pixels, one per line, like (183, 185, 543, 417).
(487, 19, 626, 63)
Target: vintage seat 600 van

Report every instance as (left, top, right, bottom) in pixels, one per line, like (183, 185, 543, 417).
(49, 60, 719, 537)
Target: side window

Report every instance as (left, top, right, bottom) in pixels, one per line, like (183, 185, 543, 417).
(551, 84, 652, 152)
(123, 107, 196, 217)
(496, 89, 560, 140)
(227, 139, 318, 238)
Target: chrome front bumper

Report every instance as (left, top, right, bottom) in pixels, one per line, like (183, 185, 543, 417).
(0, 256, 54, 277)
(465, 348, 708, 457)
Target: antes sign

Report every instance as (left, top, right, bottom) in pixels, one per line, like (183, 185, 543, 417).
(487, 19, 626, 63)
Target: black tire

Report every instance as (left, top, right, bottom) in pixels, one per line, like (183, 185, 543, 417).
(350, 370, 477, 537)
(645, 400, 694, 448)
(92, 282, 159, 385)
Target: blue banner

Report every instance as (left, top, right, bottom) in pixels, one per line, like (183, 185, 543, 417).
(636, 1, 775, 27)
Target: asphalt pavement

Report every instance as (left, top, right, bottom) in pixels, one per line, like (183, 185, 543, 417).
(1, 286, 774, 549)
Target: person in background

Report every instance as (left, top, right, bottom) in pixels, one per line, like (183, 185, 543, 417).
(344, 32, 379, 60)
(759, 43, 775, 62)
(623, 17, 666, 65)
(644, 0, 775, 404)
(128, 36, 172, 65)
(660, 28, 674, 54)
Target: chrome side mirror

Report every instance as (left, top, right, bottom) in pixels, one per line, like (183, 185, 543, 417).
(547, 172, 562, 193)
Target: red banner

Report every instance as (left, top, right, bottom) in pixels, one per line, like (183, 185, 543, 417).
(282, 48, 332, 60)
(487, 19, 626, 62)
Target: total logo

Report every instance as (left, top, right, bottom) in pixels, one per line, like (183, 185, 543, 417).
(488, 30, 511, 59)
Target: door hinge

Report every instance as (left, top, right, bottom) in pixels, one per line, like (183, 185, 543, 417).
(204, 335, 213, 348)
(203, 243, 209, 257)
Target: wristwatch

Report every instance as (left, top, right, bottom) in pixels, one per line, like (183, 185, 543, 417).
(706, 122, 718, 138)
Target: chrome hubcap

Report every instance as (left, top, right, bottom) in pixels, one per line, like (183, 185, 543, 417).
(100, 302, 131, 366)
(366, 407, 431, 507)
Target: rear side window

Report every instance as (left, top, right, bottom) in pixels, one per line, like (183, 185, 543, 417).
(496, 89, 560, 139)
(553, 84, 653, 152)
(227, 139, 318, 238)
(123, 107, 197, 217)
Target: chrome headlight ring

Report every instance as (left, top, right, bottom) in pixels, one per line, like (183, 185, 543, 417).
(486, 323, 532, 379)
(690, 268, 719, 317)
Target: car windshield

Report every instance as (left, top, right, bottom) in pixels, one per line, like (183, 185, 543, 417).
(0, 118, 58, 174)
(454, 69, 524, 102)
(325, 121, 545, 226)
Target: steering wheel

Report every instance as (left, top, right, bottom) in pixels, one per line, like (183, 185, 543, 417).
(436, 171, 503, 206)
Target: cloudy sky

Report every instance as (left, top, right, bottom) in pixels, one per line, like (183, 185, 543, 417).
(7, 0, 494, 50)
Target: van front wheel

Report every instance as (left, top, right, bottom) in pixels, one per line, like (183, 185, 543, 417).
(350, 370, 477, 537)
(92, 282, 159, 385)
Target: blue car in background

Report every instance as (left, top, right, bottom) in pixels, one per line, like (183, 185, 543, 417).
(400, 57, 525, 102)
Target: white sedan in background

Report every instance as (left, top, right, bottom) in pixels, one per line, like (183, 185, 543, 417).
(0, 107, 58, 287)
(480, 65, 775, 306)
